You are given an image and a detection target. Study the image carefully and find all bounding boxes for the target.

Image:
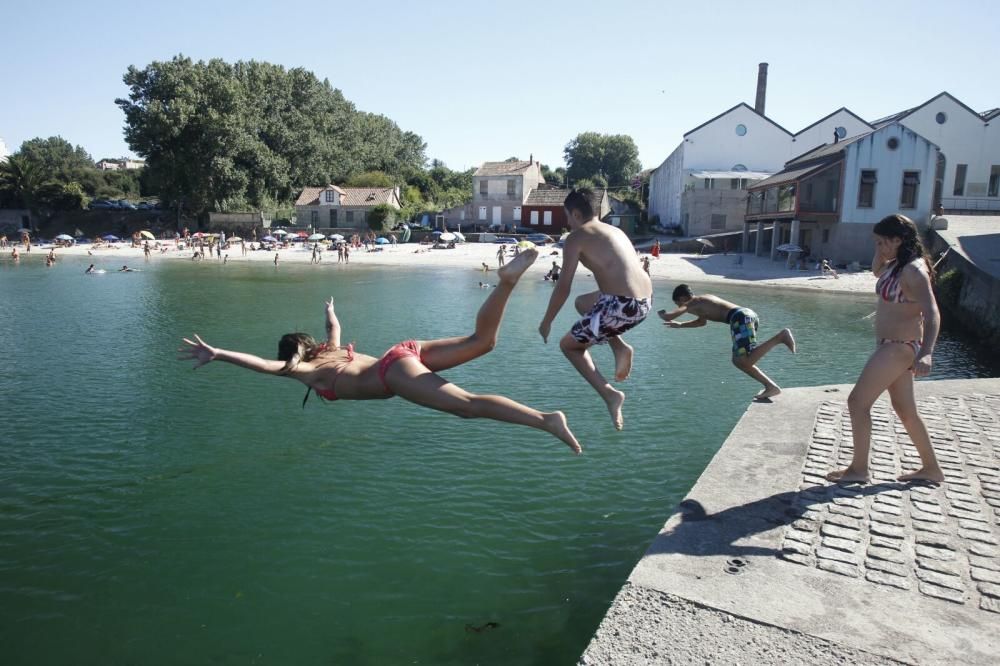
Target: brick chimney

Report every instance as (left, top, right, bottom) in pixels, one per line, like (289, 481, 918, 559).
(755, 63, 768, 115)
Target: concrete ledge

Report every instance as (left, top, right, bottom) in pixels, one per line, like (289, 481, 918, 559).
(582, 379, 1000, 665)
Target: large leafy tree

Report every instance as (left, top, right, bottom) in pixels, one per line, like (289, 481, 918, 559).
(564, 132, 641, 188)
(0, 154, 43, 210)
(17, 137, 94, 178)
(116, 55, 426, 214)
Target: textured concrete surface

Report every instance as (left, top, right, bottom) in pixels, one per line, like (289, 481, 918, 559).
(581, 379, 1000, 665)
(934, 215, 1000, 280)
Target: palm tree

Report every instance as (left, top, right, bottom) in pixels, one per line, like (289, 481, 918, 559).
(0, 154, 42, 211)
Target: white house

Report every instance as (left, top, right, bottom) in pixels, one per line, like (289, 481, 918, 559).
(871, 92, 1000, 213)
(745, 122, 939, 263)
(0, 136, 9, 163)
(648, 89, 872, 236)
(472, 158, 545, 229)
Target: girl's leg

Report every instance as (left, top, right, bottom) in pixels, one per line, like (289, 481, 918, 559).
(888, 372, 945, 482)
(418, 249, 538, 372)
(385, 358, 581, 453)
(826, 343, 914, 482)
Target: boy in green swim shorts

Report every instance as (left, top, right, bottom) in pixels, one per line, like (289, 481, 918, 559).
(659, 284, 797, 401)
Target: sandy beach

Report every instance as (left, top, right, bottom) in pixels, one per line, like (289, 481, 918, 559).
(20, 240, 877, 295)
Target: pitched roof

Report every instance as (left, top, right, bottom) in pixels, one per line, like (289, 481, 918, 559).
(294, 185, 396, 207)
(683, 102, 793, 138)
(981, 108, 1000, 121)
(748, 163, 836, 190)
(474, 160, 535, 177)
(524, 187, 606, 208)
(786, 131, 871, 167)
(793, 107, 872, 136)
(871, 92, 988, 128)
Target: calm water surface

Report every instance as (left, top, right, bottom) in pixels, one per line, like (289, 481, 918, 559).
(1, 256, 996, 665)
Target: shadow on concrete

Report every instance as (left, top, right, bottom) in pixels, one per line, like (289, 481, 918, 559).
(645, 482, 905, 559)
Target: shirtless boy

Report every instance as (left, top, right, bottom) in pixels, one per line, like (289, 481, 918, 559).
(538, 189, 653, 430)
(660, 284, 795, 400)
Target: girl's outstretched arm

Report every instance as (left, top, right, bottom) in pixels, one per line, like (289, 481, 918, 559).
(325, 297, 342, 347)
(179, 334, 287, 374)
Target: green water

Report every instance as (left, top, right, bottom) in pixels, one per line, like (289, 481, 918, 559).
(1, 257, 995, 665)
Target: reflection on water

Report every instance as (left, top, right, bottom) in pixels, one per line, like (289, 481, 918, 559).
(0, 257, 995, 664)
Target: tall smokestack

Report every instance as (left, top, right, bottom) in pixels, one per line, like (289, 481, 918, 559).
(755, 63, 768, 115)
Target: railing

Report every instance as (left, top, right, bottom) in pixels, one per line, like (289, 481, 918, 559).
(940, 197, 1000, 212)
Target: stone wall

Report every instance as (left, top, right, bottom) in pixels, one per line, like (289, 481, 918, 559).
(929, 230, 1000, 347)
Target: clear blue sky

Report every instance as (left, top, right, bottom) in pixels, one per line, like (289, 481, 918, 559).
(2, 0, 997, 171)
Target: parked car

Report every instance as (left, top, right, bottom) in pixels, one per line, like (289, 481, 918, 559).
(525, 233, 554, 244)
(137, 202, 153, 210)
(118, 199, 137, 210)
(493, 237, 517, 244)
(88, 199, 114, 210)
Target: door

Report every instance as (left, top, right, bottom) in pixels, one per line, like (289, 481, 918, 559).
(543, 211, 552, 226)
(492, 206, 502, 227)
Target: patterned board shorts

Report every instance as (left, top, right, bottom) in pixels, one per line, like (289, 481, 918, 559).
(727, 307, 759, 357)
(570, 294, 652, 345)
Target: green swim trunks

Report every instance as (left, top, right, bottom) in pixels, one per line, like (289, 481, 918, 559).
(727, 307, 759, 357)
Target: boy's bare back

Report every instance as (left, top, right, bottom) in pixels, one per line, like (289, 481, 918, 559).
(686, 295, 740, 322)
(566, 221, 652, 298)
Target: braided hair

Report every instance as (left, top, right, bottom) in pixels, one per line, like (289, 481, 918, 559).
(873, 214, 933, 279)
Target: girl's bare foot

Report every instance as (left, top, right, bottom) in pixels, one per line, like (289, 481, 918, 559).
(898, 467, 945, 483)
(544, 411, 582, 454)
(613, 341, 634, 381)
(604, 388, 625, 430)
(754, 385, 781, 401)
(825, 467, 870, 483)
(497, 248, 538, 284)
(782, 328, 796, 353)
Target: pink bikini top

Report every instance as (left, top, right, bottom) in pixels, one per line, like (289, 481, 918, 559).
(875, 259, 920, 304)
(311, 343, 354, 401)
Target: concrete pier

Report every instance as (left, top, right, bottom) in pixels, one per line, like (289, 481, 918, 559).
(581, 379, 1000, 665)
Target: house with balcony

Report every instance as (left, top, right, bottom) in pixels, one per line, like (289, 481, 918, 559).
(472, 158, 545, 229)
(295, 185, 402, 230)
(744, 122, 938, 263)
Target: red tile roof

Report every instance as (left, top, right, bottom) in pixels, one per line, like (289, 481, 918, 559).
(474, 161, 535, 177)
(296, 186, 398, 208)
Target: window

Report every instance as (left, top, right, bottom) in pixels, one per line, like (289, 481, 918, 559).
(345, 211, 354, 224)
(324, 190, 336, 203)
(480, 180, 488, 196)
(777, 184, 796, 212)
(730, 178, 740, 190)
(329, 209, 337, 225)
(835, 126, 847, 139)
(703, 178, 712, 189)
(710, 214, 726, 230)
(530, 211, 539, 225)
(507, 180, 516, 198)
(953, 164, 967, 196)
(543, 211, 552, 226)
(747, 190, 764, 215)
(990, 166, 1000, 197)
(858, 170, 877, 208)
(900, 171, 920, 209)
(735, 124, 747, 136)
(732, 164, 747, 171)
(479, 206, 487, 220)
(822, 229, 830, 244)
(935, 112, 947, 124)
(887, 137, 899, 150)
(513, 207, 521, 221)
(310, 210, 318, 224)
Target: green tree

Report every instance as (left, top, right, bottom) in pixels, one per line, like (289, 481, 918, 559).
(17, 136, 94, 178)
(347, 171, 394, 187)
(541, 164, 565, 187)
(367, 204, 397, 232)
(0, 155, 43, 210)
(564, 132, 641, 187)
(35, 180, 88, 210)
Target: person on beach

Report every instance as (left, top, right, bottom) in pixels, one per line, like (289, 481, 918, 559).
(641, 256, 651, 275)
(481, 262, 491, 272)
(144, 243, 151, 260)
(343, 245, 350, 264)
(85, 264, 96, 274)
(544, 262, 561, 282)
(651, 238, 660, 259)
(496, 245, 506, 267)
(538, 189, 653, 430)
(826, 214, 944, 484)
(179, 249, 581, 453)
(11, 246, 19, 261)
(659, 285, 795, 401)
(274, 252, 279, 267)
(820, 259, 839, 279)
(119, 265, 136, 272)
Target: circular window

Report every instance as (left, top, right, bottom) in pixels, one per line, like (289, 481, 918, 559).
(935, 112, 947, 124)
(732, 164, 747, 172)
(735, 124, 747, 136)
(835, 126, 847, 139)
(887, 137, 900, 150)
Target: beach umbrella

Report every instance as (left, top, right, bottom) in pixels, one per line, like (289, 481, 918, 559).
(17, 228, 31, 234)
(308, 233, 326, 241)
(516, 240, 536, 249)
(453, 232, 466, 242)
(139, 230, 155, 240)
(228, 236, 243, 243)
(261, 235, 277, 242)
(438, 232, 456, 242)
(55, 234, 74, 241)
(431, 230, 443, 236)
(776, 243, 804, 253)
(375, 237, 390, 244)
(192, 232, 205, 238)
(694, 237, 715, 248)
(328, 234, 345, 241)
(272, 229, 289, 236)
(102, 234, 120, 241)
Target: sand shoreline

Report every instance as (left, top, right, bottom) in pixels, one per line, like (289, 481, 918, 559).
(11, 241, 877, 295)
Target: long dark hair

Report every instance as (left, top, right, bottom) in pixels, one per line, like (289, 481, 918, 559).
(873, 214, 933, 279)
(276, 333, 326, 375)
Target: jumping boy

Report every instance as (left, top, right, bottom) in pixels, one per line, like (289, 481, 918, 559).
(660, 284, 795, 400)
(538, 189, 653, 430)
